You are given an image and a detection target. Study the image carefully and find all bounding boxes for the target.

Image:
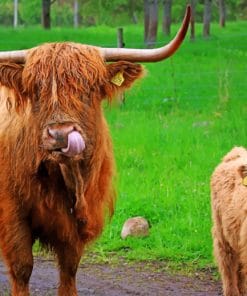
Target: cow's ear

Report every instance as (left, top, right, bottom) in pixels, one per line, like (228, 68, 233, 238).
(103, 61, 144, 100)
(0, 62, 25, 111)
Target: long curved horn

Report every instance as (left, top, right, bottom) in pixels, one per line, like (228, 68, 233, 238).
(100, 5, 191, 62)
(0, 49, 27, 63)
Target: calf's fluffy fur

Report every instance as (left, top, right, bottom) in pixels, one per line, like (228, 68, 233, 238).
(211, 146, 247, 296)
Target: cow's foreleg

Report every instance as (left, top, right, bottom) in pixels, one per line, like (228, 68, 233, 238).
(0, 209, 33, 296)
(55, 242, 83, 296)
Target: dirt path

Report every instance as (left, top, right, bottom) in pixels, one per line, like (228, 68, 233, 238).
(0, 257, 222, 295)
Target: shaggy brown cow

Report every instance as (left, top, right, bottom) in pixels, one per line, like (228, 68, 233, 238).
(0, 7, 190, 296)
(211, 147, 247, 296)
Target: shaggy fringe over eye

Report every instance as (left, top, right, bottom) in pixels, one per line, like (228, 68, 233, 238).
(22, 42, 108, 110)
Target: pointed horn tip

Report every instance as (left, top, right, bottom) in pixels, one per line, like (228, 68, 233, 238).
(179, 4, 192, 38)
(186, 4, 192, 21)
(180, 4, 191, 30)
(186, 3, 192, 12)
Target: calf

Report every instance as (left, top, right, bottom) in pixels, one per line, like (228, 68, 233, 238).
(211, 147, 247, 296)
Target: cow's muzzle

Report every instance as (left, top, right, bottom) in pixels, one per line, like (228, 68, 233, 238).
(43, 123, 85, 157)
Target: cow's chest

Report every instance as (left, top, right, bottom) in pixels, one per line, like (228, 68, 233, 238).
(29, 190, 79, 244)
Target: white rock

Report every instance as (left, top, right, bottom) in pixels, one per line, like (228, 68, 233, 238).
(121, 217, 149, 239)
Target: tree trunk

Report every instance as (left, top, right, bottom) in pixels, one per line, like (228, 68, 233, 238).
(219, 0, 226, 27)
(203, 0, 211, 37)
(13, 0, 18, 28)
(146, 0, 158, 48)
(42, 0, 51, 29)
(117, 28, 125, 104)
(190, 0, 197, 40)
(129, 0, 138, 24)
(162, 0, 172, 36)
(74, 0, 79, 28)
(144, 0, 150, 44)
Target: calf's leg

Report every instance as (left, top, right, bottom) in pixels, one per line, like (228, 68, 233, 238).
(236, 266, 246, 296)
(213, 228, 240, 296)
(238, 222, 247, 295)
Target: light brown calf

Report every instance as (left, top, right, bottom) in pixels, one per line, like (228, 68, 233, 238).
(211, 147, 247, 296)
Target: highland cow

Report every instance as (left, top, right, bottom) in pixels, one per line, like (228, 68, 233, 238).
(211, 147, 247, 296)
(0, 7, 190, 296)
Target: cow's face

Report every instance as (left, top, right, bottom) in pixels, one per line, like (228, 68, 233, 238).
(0, 43, 143, 163)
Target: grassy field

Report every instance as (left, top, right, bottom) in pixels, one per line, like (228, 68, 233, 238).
(1, 21, 247, 271)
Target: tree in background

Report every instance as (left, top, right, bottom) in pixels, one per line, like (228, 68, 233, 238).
(203, 0, 212, 37)
(42, 0, 51, 29)
(144, 0, 149, 44)
(238, 0, 247, 19)
(1, 0, 246, 30)
(42, 0, 56, 29)
(128, 0, 138, 24)
(190, 0, 197, 40)
(13, 0, 18, 27)
(144, 0, 158, 48)
(162, 0, 172, 36)
(74, 0, 79, 28)
(218, 0, 226, 27)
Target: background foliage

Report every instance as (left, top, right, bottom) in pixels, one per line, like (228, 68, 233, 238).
(0, 0, 246, 27)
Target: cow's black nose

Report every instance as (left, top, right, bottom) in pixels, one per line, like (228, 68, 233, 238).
(46, 124, 75, 148)
(47, 124, 74, 140)
(43, 123, 85, 157)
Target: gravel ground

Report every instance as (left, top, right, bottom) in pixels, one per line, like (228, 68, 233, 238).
(0, 257, 222, 296)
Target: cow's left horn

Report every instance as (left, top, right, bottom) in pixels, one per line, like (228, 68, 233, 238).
(0, 49, 27, 63)
(100, 5, 191, 62)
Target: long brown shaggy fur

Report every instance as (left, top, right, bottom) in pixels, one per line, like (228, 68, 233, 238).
(0, 42, 143, 296)
(211, 146, 247, 296)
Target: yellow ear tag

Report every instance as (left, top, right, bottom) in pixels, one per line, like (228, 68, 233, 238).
(111, 72, 125, 86)
(243, 176, 247, 186)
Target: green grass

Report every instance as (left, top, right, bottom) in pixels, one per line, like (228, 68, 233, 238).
(1, 21, 247, 271)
